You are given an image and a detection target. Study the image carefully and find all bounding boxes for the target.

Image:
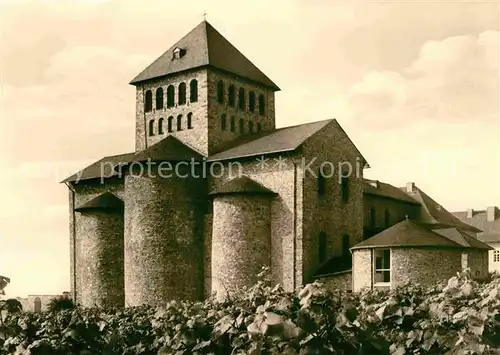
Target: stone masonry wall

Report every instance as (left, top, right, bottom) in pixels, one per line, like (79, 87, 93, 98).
(211, 194, 272, 300)
(135, 69, 209, 154)
(315, 271, 353, 292)
(467, 249, 489, 280)
(300, 121, 365, 283)
(206, 70, 276, 155)
(123, 163, 206, 306)
(352, 249, 372, 292)
(74, 210, 124, 307)
(70, 178, 124, 305)
(391, 248, 463, 287)
(208, 156, 299, 292)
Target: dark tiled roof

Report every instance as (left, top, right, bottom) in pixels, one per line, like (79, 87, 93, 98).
(209, 176, 276, 196)
(122, 135, 204, 165)
(402, 186, 482, 233)
(432, 227, 492, 250)
(61, 152, 135, 183)
(130, 21, 280, 90)
(352, 219, 471, 250)
(363, 179, 420, 204)
(208, 119, 334, 162)
(74, 192, 123, 212)
(477, 233, 500, 243)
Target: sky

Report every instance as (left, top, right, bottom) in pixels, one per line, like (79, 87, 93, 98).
(0, 0, 498, 297)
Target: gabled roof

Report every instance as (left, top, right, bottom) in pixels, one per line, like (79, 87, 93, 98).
(401, 185, 482, 233)
(130, 21, 280, 91)
(207, 119, 335, 162)
(352, 219, 492, 251)
(351, 219, 462, 250)
(209, 176, 276, 197)
(74, 192, 123, 212)
(61, 152, 135, 183)
(363, 179, 419, 204)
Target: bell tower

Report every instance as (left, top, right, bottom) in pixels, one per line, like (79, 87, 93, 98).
(129, 21, 280, 156)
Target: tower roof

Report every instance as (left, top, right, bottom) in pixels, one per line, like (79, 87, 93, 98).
(129, 21, 280, 91)
(209, 176, 276, 197)
(74, 192, 123, 212)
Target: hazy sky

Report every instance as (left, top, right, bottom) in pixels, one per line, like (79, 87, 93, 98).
(0, 0, 498, 297)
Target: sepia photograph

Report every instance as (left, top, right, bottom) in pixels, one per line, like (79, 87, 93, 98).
(0, 0, 499, 353)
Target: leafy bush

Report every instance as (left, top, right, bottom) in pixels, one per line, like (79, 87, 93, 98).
(0, 268, 498, 354)
(46, 295, 75, 313)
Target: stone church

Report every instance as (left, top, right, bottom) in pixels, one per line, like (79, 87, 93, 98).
(62, 20, 369, 307)
(65, 20, 486, 307)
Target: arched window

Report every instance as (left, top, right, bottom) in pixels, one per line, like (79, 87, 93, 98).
(257, 122, 262, 132)
(148, 119, 155, 136)
(167, 85, 175, 108)
(221, 113, 227, 130)
(239, 118, 244, 133)
(248, 120, 254, 133)
(230, 116, 236, 132)
(370, 207, 376, 229)
(158, 117, 164, 135)
(385, 209, 390, 227)
(319, 232, 327, 263)
(177, 114, 182, 131)
(190, 79, 198, 102)
(341, 177, 349, 203)
(238, 88, 245, 110)
(187, 112, 193, 129)
(156, 87, 164, 109)
(168, 116, 173, 133)
(258, 94, 265, 115)
(249, 91, 256, 112)
(144, 90, 152, 112)
(317, 169, 326, 197)
(34, 297, 41, 313)
(217, 80, 224, 103)
(178, 82, 186, 105)
(228, 85, 235, 106)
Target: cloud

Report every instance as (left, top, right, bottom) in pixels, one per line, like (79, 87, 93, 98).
(331, 31, 498, 129)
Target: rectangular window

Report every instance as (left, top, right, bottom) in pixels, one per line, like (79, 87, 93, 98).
(341, 177, 349, 203)
(373, 249, 390, 285)
(494, 250, 500, 263)
(317, 172, 326, 198)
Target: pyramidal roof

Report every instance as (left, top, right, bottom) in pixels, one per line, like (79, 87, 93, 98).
(130, 21, 280, 91)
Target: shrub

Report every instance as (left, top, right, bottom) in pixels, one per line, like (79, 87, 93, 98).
(0, 268, 498, 354)
(46, 295, 75, 313)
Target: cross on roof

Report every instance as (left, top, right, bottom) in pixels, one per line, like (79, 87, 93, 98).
(203, 11, 207, 21)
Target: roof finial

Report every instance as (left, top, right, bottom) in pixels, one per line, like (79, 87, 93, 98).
(203, 11, 207, 21)
(405, 214, 409, 220)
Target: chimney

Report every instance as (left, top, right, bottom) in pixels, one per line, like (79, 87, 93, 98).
(487, 206, 498, 222)
(466, 209, 474, 218)
(406, 182, 415, 193)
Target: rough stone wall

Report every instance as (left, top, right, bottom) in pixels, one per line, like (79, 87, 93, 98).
(70, 178, 124, 305)
(74, 210, 124, 307)
(206, 70, 276, 155)
(204, 213, 213, 298)
(363, 195, 420, 230)
(208, 156, 299, 292)
(17, 295, 64, 312)
(467, 249, 489, 280)
(124, 164, 206, 306)
(391, 248, 463, 287)
(300, 121, 365, 283)
(135, 69, 209, 154)
(315, 271, 352, 292)
(352, 249, 372, 292)
(211, 195, 272, 299)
